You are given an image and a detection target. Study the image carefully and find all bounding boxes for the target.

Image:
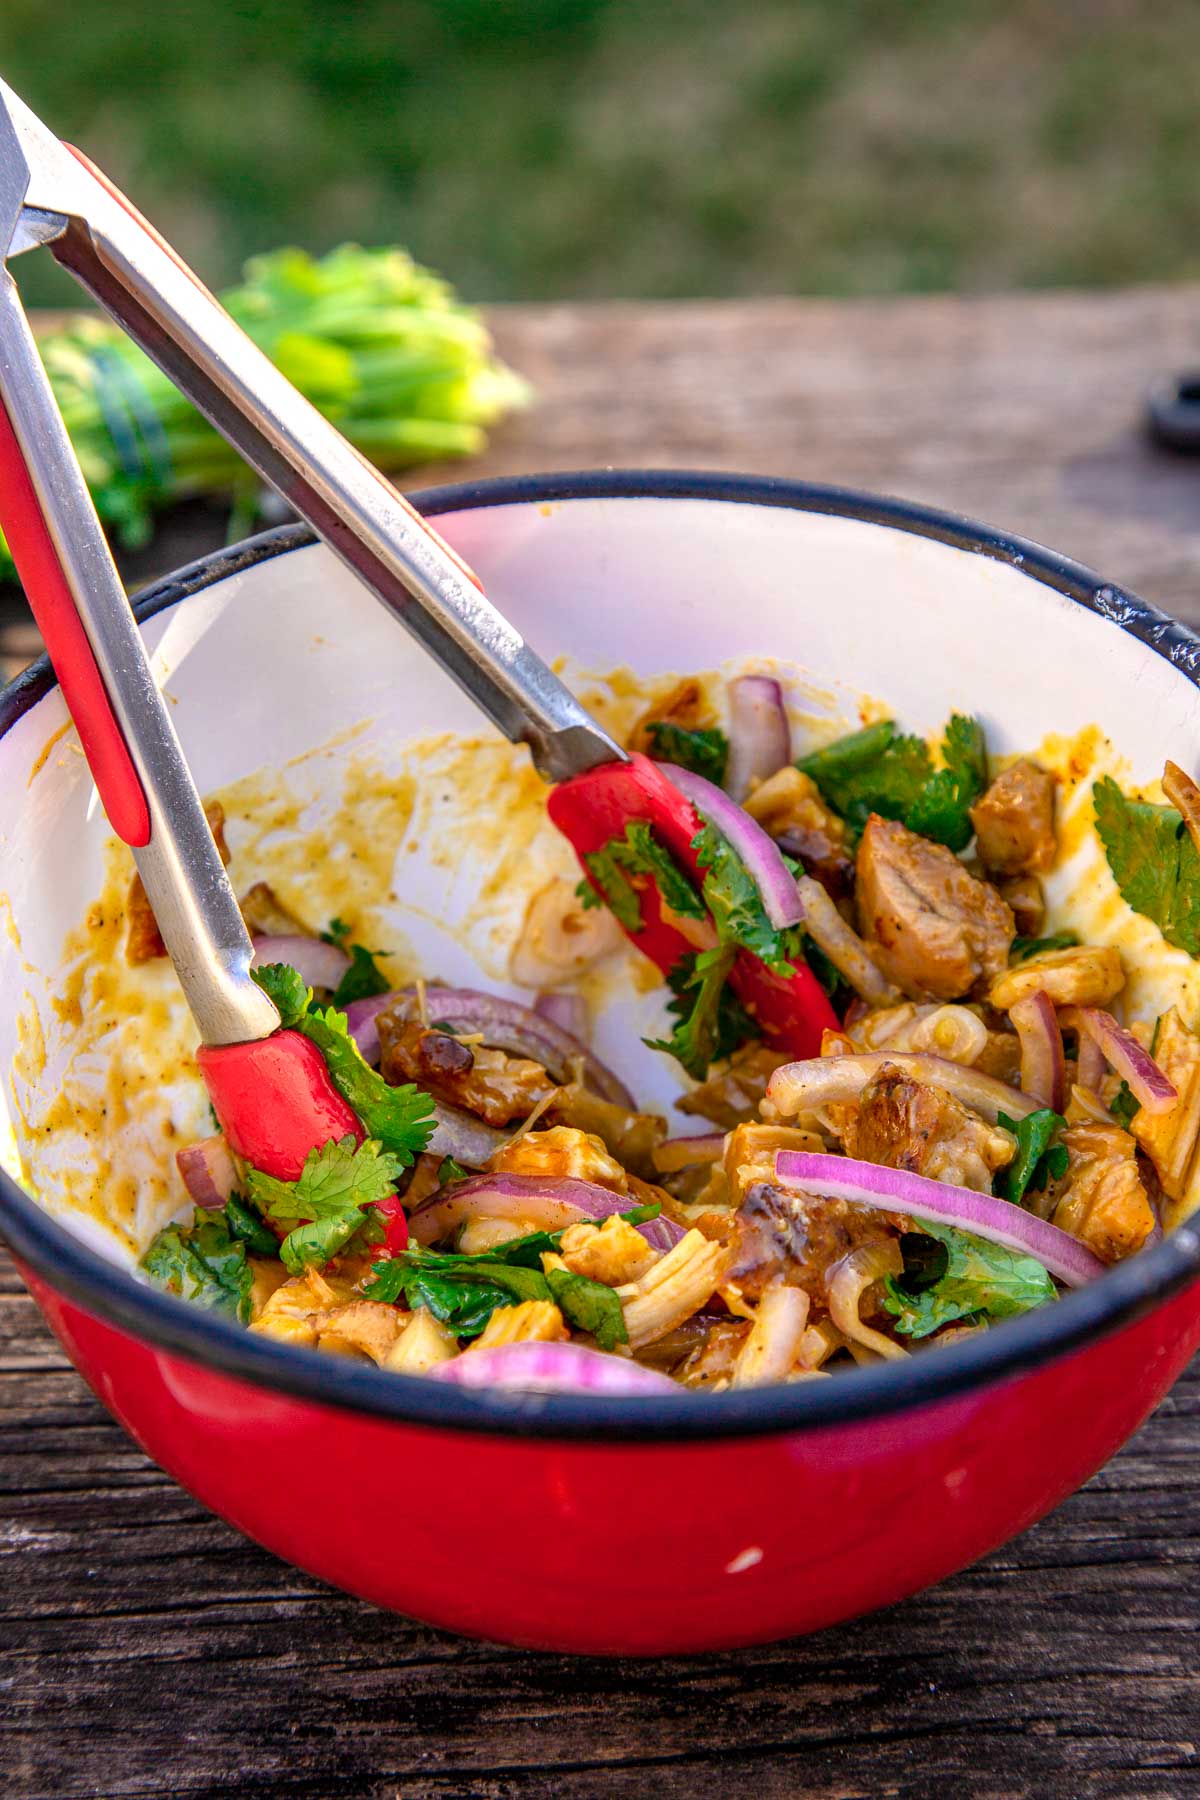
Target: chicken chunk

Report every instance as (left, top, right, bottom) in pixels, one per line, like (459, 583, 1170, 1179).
(721, 1181, 898, 1306)
(677, 1041, 790, 1129)
(1053, 1122, 1156, 1262)
(314, 1300, 404, 1364)
(856, 814, 1014, 1000)
(238, 880, 308, 938)
(968, 759, 1057, 876)
(378, 1014, 556, 1128)
(723, 1122, 827, 1203)
(988, 944, 1124, 1011)
(127, 801, 229, 962)
(385, 1307, 459, 1374)
(842, 1064, 1014, 1193)
(617, 1228, 731, 1348)
(489, 1124, 628, 1191)
(743, 766, 854, 901)
(544, 1082, 665, 1178)
(470, 1299, 568, 1350)
(558, 1215, 656, 1285)
(1130, 1007, 1200, 1199)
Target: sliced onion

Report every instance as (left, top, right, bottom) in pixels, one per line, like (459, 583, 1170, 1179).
(1163, 760, 1200, 860)
(1078, 1008, 1178, 1116)
(427, 1102, 507, 1169)
(767, 1052, 1040, 1124)
(775, 1150, 1104, 1287)
(176, 1136, 236, 1209)
(1010, 990, 1065, 1112)
(662, 765, 804, 931)
(725, 675, 791, 802)
(534, 990, 588, 1041)
(408, 1173, 684, 1254)
(252, 934, 350, 993)
(344, 986, 633, 1107)
(652, 1132, 726, 1174)
(1058, 1006, 1105, 1090)
(429, 1341, 679, 1395)
(792, 873, 896, 1005)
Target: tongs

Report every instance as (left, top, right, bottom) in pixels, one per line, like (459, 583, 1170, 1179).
(0, 76, 834, 1195)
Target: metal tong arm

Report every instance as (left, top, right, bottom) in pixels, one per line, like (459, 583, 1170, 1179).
(0, 269, 279, 1046)
(34, 142, 625, 783)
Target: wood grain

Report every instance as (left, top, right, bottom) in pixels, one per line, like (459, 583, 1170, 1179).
(3, 289, 1200, 1798)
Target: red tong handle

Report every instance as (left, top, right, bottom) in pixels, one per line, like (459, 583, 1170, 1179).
(0, 395, 150, 845)
(549, 754, 838, 1057)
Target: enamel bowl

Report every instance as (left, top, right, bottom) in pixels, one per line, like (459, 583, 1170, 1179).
(2, 472, 1199, 1654)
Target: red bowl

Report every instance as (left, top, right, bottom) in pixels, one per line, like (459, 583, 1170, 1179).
(2, 471, 1199, 1654)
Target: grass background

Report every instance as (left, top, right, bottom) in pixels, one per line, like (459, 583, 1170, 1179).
(3, 0, 1199, 309)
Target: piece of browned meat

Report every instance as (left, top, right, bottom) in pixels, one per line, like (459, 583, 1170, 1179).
(842, 1063, 1014, 1193)
(126, 800, 229, 963)
(378, 1015, 556, 1128)
(627, 677, 712, 756)
(717, 1182, 899, 1307)
(856, 814, 1014, 1000)
(968, 759, 1056, 877)
(743, 767, 855, 902)
(1054, 1122, 1156, 1263)
(677, 1041, 790, 1129)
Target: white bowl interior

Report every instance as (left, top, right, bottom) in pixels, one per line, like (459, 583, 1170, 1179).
(2, 494, 1197, 1258)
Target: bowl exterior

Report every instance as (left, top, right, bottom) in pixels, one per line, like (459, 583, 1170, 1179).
(22, 1261, 1200, 1654)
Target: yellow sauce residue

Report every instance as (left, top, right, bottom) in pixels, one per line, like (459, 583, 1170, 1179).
(28, 720, 75, 786)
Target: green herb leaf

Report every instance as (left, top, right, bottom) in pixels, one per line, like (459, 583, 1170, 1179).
(437, 1155, 470, 1187)
(388, 1269, 517, 1338)
(224, 1192, 280, 1256)
(996, 1108, 1068, 1204)
(141, 1211, 254, 1322)
(692, 823, 794, 973)
(797, 713, 988, 850)
(298, 1005, 435, 1164)
(583, 820, 707, 933)
(882, 1220, 1056, 1339)
(545, 1265, 628, 1350)
(332, 943, 391, 1008)
(250, 962, 313, 1029)
(646, 944, 748, 1079)
(1094, 775, 1200, 957)
(645, 720, 729, 786)
(1011, 931, 1080, 963)
(245, 1135, 404, 1273)
(1110, 1081, 1140, 1129)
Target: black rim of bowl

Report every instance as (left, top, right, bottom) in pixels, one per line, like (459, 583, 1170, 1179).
(2, 468, 1199, 1444)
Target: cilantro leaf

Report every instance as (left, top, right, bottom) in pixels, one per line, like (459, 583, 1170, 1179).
(882, 1220, 1056, 1339)
(437, 1155, 470, 1187)
(646, 944, 749, 1079)
(246, 1134, 404, 1274)
(298, 1005, 435, 1164)
(692, 823, 793, 973)
(1011, 931, 1079, 963)
(1094, 775, 1200, 957)
(1110, 1081, 1140, 1129)
(996, 1108, 1069, 1205)
(224, 1193, 280, 1256)
(141, 1210, 254, 1322)
(646, 720, 729, 786)
(580, 845, 642, 930)
(389, 1269, 518, 1338)
(797, 713, 988, 850)
(583, 820, 707, 933)
(544, 1265, 628, 1351)
(333, 944, 391, 1008)
(251, 962, 313, 1029)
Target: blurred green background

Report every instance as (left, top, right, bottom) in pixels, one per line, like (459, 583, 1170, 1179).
(3, 0, 1199, 309)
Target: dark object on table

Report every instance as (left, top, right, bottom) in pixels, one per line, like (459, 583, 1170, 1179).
(1146, 370, 1200, 452)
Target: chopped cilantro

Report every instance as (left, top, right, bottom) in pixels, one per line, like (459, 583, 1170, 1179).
(298, 1004, 435, 1164)
(996, 1108, 1070, 1205)
(251, 961, 313, 1029)
(437, 1155, 470, 1187)
(224, 1193, 280, 1256)
(583, 820, 706, 933)
(246, 1134, 405, 1274)
(797, 713, 988, 851)
(1094, 775, 1200, 958)
(882, 1220, 1056, 1339)
(1011, 931, 1080, 963)
(646, 720, 729, 786)
(141, 1210, 254, 1322)
(321, 917, 392, 1006)
(544, 1264, 628, 1350)
(691, 823, 794, 973)
(1110, 1081, 1140, 1130)
(646, 944, 750, 1080)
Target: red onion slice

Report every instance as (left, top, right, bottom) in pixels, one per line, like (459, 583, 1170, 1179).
(1010, 990, 1065, 1112)
(534, 990, 588, 1042)
(427, 1103, 507, 1169)
(767, 1052, 1040, 1124)
(725, 675, 791, 802)
(1058, 1006, 1106, 1091)
(252, 934, 350, 994)
(1078, 1009, 1178, 1116)
(663, 765, 804, 931)
(429, 1341, 679, 1395)
(408, 1173, 684, 1254)
(775, 1151, 1104, 1287)
(344, 986, 633, 1108)
(176, 1136, 237, 1210)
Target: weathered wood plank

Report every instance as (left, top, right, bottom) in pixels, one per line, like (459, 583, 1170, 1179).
(3, 289, 1200, 1798)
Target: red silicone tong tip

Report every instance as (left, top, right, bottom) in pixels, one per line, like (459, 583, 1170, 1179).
(549, 753, 838, 1058)
(198, 1032, 363, 1183)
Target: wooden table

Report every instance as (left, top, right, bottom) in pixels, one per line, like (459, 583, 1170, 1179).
(4, 290, 1200, 1798)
